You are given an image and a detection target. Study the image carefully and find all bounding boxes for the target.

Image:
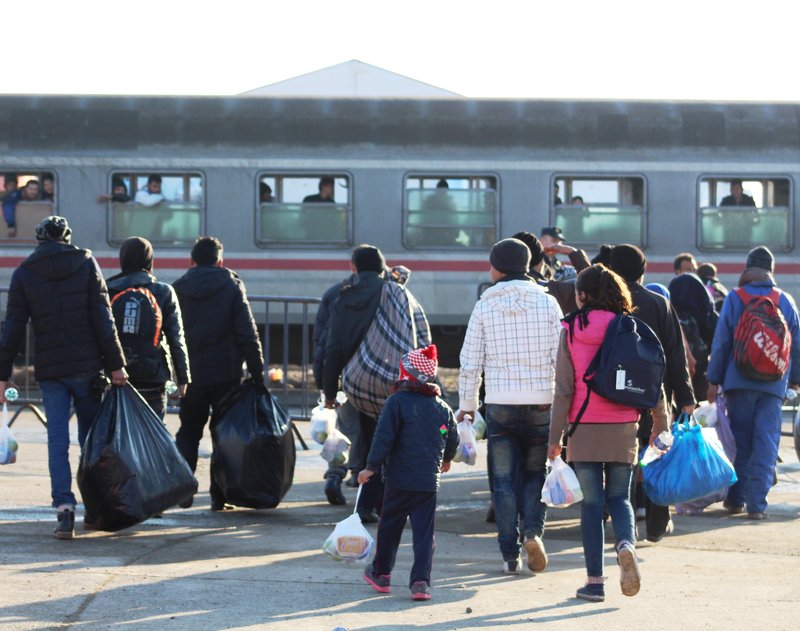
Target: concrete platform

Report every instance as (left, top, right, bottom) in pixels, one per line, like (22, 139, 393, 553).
(1, 409, 798, 630)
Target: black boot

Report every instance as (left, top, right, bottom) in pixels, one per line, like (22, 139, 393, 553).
(325, 474, 346, 505)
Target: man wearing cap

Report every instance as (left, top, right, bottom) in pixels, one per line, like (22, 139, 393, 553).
(459, 238, 562, 575)
(707, 246, 800, 520)
(0, 216, 127, 540)
(540, 226, 582, 282)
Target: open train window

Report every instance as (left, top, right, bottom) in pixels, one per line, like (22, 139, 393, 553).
(1, 171, 57, 244)
(552, 176, 646, 247)
(256, 174, 351, 247)
(105, 172, 204, 246)
(697, 177, 792, 252)
(403, 175, 498, 249)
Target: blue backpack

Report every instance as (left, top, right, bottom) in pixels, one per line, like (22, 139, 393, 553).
(567, 313, 666, 437)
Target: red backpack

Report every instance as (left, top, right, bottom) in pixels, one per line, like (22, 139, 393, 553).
(732, 288, 791, 382)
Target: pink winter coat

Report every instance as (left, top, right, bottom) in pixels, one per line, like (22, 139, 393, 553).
(565, 309, 640, 425)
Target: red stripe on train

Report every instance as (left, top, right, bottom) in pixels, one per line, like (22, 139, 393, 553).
(0, 257, 792, 274)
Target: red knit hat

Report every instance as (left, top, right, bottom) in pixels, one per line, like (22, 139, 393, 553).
(399, 345, 438, 383)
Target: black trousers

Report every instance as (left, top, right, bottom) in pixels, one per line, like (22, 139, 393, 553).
(372, 485, 437, 588)
(636, 408, 671, 540)
(175, 381, 239, 504)
(356, 411, 384, 514)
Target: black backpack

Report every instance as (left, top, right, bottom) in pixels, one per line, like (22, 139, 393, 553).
(110, 287, 164, 382)
(567, 313, 666, 437)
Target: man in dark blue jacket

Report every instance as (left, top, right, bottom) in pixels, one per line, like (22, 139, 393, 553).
(172, 236, 264, 510)
(0, 216, 127, 539)
(707, 246, 800, 520)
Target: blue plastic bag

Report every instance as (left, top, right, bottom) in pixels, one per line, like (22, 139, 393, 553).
(642, 412, 737, 506)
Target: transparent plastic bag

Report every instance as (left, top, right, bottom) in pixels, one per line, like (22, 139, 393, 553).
(323, 486, 375, 563)
(541, 457, 583, 507)
(452, 419, 477, 465)
(0, 404, 18, 465)
(321, 428, 351, 466)
(693, 400, 717, 428)
(310, 405, 337, 445)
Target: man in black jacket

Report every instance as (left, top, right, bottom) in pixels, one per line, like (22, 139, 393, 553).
(0, 216, 127, 540)
(106, 237, 190, 418)
(609, 244, 696, 542)
(172, 237, 264, 511)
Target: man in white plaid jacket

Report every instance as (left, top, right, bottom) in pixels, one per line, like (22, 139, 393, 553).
(458, 237, 563, 576)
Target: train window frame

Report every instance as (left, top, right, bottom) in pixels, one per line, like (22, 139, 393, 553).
(402, 172, 501, 250)
(0, 169, 58, 246)
(104, 170, 206, 247)
(254, 171, 354, 249)
(696, 174, 793, 253)
(550, 173, 648, 249)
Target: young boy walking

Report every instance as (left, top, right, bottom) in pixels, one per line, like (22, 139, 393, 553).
(358, 345, 458, 601)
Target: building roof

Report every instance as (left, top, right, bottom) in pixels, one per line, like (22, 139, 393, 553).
(240, 60, 462, 98)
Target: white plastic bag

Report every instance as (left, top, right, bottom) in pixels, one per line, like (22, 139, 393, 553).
(452, 419, 477, 465)
(693, 400, 717, 428)
(541, 458, 583, 507)
(455, 409, 486, 440)
(0, 404, 18, 465)
(321, 428, 351, 466)
(322, 486, 375, 563)
(309, 405, 337, 445)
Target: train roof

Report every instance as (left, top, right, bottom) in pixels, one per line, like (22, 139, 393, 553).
(2, 95, 800, 157)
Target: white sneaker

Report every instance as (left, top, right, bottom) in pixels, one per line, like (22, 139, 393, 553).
(617, 542, 641, 597)
(502, 557, 521, 575)
(524, 536, 548, 572)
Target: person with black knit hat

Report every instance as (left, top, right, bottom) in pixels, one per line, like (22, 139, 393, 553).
(609, 243, 695, 542)
(0, 216, 127, 540)
(459, 238, 563, 575)
(707, 245, 800, 520)
(106, 236, 190, 419)
(360, 344, 458, 602)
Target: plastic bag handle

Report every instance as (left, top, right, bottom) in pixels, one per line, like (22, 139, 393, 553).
(353, 483, 363, 516)
(2, 403, 8, 428)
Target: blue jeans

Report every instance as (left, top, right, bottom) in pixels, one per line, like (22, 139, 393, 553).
(486, 404, 549, 561)
(39, 372, 102, 508)
(725, 389, 783, 514)
(573, 462, 635, 578)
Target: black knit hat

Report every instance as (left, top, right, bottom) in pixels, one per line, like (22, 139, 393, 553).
(745, 246, 775, 273)
(351, 244, 386, 273)
(609, 244, 647, 282)
(490, 238, 531, 275)
(512, 231, 545, 268)
(35, 215, 71, 243)
(591, 244, 614, 266)
(119, 236, 154, 273)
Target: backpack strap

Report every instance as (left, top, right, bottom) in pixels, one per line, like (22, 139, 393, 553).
(566, 344, 603, 438)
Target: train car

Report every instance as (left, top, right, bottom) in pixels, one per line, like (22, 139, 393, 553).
(2, 95, 799, 363)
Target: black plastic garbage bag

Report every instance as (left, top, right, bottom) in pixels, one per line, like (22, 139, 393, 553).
(77, 384, 198, 531)
(211, 382, 296, 508)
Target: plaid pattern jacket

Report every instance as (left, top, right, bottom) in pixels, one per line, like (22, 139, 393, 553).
(342, 282, 431, 418)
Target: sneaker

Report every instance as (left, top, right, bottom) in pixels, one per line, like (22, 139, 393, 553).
(325, 475, 347, 506)
(723, 500, 744, 515)
(746, 512, 767, 520)
(210, 501, 235, 512)
(502, 557, 521, 575)
(576, 582, 605, 602)
(363, 565, 391, 593)
(524, 536, 548, 572)
(54, 509, 75, 540)
(617, 542, 641, 597)
(410, 581, 431, 601)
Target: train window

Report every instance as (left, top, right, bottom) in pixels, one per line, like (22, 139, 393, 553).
(0, 171, 57, 243)
(552, 176, 645, 246)
(107, 172, 204, 246)
(404, 175, 498, 249)
(698, 177, 792, 251)
(256, 174, 351, 246)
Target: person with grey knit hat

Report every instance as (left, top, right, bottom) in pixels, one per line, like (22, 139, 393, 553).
(458, 238, 563, 575)
(708, 244, 800, 520)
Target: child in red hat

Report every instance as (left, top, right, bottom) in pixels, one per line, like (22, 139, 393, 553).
(359, 344, 458, 601)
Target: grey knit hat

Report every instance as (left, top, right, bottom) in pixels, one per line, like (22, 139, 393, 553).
(745, 246, 775, 273)
(489, 238, 531, 275)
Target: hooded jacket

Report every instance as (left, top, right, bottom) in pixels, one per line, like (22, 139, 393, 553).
(172, 265, 263, 386)
(0, 241, 125, 380)
(459, 277, 562, 410)
(106, 270, 191, 386)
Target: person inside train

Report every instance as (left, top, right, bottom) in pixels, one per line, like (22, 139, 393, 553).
(303, 176, 335, 203)
(2, 173, 19, 237)
(570, 195, 585, 206)
(21, 180, 41, 202)
(260, 182, 274, 203)
(553, 182, 563, 206)
(97, 178, 132, 204)
(720, 179, 756, 207)
(421, 178, 456, 212)
(673, 252, 697, 275)
(41, 174, 55, 203)
(134, 174, 165, 207)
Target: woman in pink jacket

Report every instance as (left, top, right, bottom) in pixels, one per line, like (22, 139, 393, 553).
(547, 264, 667, 603)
